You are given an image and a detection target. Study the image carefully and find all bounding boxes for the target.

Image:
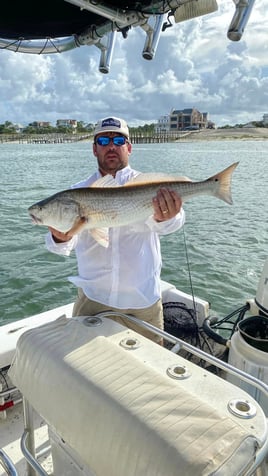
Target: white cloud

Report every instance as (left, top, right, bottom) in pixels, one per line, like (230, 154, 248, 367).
(0, 0, 267, 126)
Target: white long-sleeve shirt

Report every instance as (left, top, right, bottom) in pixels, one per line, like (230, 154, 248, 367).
(46, 166, 185, 309)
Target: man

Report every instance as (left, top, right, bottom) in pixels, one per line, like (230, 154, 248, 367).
(46, 116, 185, 343)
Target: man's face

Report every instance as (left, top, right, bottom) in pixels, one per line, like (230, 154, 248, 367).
(93, 132, 132, 176)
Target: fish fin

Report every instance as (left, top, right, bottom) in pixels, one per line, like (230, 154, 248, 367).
(91, 173, 192, 189)
(207, 161, 239, 204)
(90, 228, 110, 247)
(124, 173, 192, 186)
(64, 217, 87, 238)
(91, 175, 119, 188)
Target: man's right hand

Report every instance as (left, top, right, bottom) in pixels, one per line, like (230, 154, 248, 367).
(49, 217, 87, 243)
(49, 227, 72, 243)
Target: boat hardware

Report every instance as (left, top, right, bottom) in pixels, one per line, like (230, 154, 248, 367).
(167, 364, 191, 379)
(95, 311, 268, 403)
(120, 337, 141, 349)
(0, 0, 257, 73)
(141, 14, 166, 60)
(96, 30, 117, 74)
(174, 0, 218, 22)
(227, 398, 257, 419)
(0, 448, 18, 476)
(228, 0, 256, 41)
(21, 399, 50, 476)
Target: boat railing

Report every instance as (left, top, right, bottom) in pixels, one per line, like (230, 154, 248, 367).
(21, 397, 50, 476)
(95, 311, 268, 403)
(0, 449, 18, 476)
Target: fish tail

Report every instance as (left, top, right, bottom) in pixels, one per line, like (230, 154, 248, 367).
(207, 161, 239, 204)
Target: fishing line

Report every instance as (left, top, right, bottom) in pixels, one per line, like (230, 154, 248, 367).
(180, 226, 203, 352)
(182, 226, 198, 321)
(165, 223, 229, 366)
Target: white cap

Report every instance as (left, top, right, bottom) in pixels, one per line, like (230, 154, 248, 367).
(94, 116, 129, 139)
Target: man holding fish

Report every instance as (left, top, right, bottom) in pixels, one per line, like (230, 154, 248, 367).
(45, 116, 185, 344)
(32, 116, 237, 342)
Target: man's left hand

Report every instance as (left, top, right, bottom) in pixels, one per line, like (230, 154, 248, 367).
(152, 188, 182, 222)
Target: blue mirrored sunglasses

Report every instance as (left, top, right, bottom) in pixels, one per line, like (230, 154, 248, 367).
(95, 136, 127, 146)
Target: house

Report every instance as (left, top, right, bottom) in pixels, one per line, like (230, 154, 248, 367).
(169, 108, 208, 131)
(154, 115, 170, 133)
(56, 119, 77, 131)
(29, 121, 51, 129)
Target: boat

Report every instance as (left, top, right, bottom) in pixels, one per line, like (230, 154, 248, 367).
(0, 0, 256, 73)
(0, 259, 268, 475)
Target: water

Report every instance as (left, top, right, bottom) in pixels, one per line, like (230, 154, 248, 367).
(1, 140, 267, 325)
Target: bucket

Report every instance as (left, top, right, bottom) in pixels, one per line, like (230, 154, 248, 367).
(227, 318, 268, 415)
(238, 316, 268, 352)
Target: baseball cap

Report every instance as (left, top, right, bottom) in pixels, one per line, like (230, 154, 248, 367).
(94, 116, 129, 140)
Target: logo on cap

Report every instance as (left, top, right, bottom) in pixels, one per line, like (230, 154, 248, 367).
(101, 118, 121, 128)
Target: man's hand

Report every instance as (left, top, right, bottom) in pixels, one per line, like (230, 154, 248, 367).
(152, 188, 182, 222)
(49, 217, 87, 243)
(49, 227, 72, 243)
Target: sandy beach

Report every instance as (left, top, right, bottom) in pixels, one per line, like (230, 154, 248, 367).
(181, 127, 268, 141)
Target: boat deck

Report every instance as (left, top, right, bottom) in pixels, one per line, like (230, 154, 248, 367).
(0, 404, 52, 475)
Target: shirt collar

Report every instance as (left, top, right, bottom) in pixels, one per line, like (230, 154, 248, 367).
(97, 165, 132, 179)
(114, 165, 132, 179)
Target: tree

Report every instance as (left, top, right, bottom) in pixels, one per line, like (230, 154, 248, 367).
(129, 123, 155, 135)
(76, 121, 88, 132)
(0, 121, 17, 134)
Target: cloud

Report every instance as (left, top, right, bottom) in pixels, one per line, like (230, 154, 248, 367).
(0, 0, 267, 126)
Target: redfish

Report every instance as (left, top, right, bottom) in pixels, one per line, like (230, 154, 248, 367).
(28, 162, 238, 247)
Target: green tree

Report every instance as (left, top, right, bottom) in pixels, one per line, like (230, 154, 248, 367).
(0, 121, 17, 134)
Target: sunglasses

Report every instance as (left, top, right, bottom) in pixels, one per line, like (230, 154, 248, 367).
(95, 136, 128, 146)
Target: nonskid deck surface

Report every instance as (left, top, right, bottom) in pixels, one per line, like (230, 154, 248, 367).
(0, 404, 53, 476)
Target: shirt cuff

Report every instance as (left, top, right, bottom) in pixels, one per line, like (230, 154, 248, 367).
(45, 231, 76, 256)
(146, 208, 185, 234)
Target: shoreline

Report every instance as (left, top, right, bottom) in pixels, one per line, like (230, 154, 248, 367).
(1, 128, 268, 144)
(177, 127, 268, 141)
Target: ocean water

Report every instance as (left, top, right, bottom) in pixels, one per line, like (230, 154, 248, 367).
(1, 140, 267, 325)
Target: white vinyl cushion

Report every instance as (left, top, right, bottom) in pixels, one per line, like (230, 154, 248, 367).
(9, 316, 261, 476)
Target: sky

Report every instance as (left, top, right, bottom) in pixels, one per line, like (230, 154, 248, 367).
(0, 0, 267, 128)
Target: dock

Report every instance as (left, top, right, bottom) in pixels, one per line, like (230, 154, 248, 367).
(0, 133, 93, 144)
(0, 131, 193, 145)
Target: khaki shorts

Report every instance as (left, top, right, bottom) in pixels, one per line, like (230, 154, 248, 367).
(72, 288, 163, 344)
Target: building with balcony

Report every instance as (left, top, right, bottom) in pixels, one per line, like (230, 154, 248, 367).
(169, 108, 208, 131)
(154, 115, 170, 133)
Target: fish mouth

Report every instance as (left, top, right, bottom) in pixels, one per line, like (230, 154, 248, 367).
(30, 214, 42, 225)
